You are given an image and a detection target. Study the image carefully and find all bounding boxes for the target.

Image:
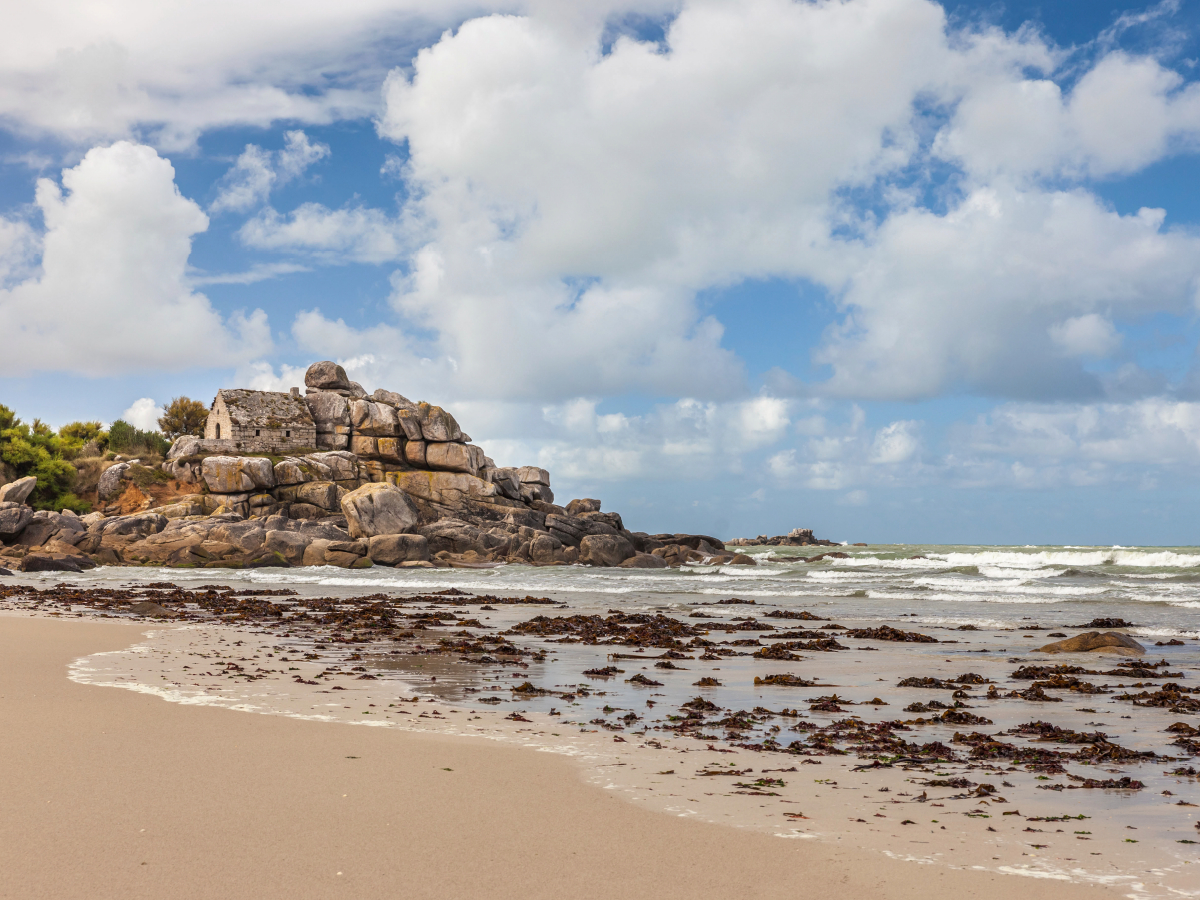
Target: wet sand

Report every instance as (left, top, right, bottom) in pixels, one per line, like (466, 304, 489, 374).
(0, 615, 1123, 900)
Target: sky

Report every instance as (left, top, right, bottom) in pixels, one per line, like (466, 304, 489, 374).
(2, 0, 1200, 545)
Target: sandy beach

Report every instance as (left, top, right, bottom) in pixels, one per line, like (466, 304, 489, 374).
(0, 613, 1128, 900)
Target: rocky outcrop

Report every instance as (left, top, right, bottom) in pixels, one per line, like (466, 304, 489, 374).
(727, 527, 837, 547)
(0, 503, 33, 538)
(1038, 631, 1146, 656)
(201, 456, 275, 493)
(0, 360, 748, 572)
(579, 533, 635, 567)
(98, 463, 130, 501)
(340, 483, 419, 539)
(305, 360, 352, 392)
(0, 476, 36, 505)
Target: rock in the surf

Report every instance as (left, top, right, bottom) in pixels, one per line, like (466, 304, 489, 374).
(1037, 631, 1145, 656)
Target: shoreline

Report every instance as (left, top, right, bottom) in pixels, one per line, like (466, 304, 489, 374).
(0, 609, 1180, 899)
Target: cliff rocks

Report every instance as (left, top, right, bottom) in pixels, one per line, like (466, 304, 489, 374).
(0, 360, 751, 572)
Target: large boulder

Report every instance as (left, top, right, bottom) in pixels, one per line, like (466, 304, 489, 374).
(166, 436, 202, 460)
(417, 403, 463, 442)
(367, 533, 430, 565)
(15, 518, 58, 547)
(0, 476, 37, 505)
(99, 513, 168, 538)
(350, 399, 398, 437)
(373, 389, 417, 411)
(306, 392, 351, 452)
(566, 498, 601, 516)
(1038, 631, 1145, 656)
(208, 522, 266, 554)
(201, 456, 275, 493)
(488, 467, 523, 501)
(403, 440, 426, 467)
(305, 451, 358, 482)
(340, 483, 419, 539)
(350, 435, 377, 458)
(517, 466, 550, 486)
(579, 510, 624, 532)
(274, 457, 315, 486)
(97, 463, 130, 501)
(0, 503, 33, 538)
(305, 361, 351, 392)
(277, 481, 340, 511)
(528, 532, 565, 565)
(579, 533, 635, 567)
(419, 519, 514, 558)
(425, 442, 478, 475)
(395, 409, 424, 441)
(388, 471, 499, 508)
(375, 438, 403, 463)
(264, 531, 311, 566)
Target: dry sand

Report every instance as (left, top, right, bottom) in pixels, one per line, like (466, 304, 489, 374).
(0, 615, 1118, 900)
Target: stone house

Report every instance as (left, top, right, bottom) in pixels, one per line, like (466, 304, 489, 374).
(204, 388, 316, 453)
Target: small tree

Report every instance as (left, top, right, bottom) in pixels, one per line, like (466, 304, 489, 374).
(158, 397, 209, 439)
(60, 421, 104, 443)
(0, 402, 89, 511)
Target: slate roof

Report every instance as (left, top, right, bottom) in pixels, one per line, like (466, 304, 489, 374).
(216, 390, 314, 428)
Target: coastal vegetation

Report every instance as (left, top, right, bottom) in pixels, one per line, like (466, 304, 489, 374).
(157, 396, 208, 439)
(0, 404, 176, 512)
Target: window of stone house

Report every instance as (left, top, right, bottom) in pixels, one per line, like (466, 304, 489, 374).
(255, 429, 261, 436)
(216, 424, 221, 438)
(285, 430, 291, 437)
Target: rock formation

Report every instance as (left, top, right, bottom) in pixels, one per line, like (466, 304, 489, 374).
(0, 361, 747, 572)
(727, 527, 837, 547)
(1037, 631, 1146, 656)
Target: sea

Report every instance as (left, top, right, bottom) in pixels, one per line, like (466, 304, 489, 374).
(7, 543, 1199, 895)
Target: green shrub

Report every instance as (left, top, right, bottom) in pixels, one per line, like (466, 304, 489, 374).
(0, 403, 91, 511)
(107, 419, 170, 458)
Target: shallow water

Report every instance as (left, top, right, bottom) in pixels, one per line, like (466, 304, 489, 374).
(5, 543, 1200, 896)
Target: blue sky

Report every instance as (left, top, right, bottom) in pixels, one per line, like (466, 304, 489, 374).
(3, 0, 1200, 544)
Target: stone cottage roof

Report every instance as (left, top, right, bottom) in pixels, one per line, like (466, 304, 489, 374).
(215, 390, 315, 428)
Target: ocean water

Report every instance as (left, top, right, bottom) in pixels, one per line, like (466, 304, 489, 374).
(9, 543, 1200, 895)
(67, 543, 1199, 636)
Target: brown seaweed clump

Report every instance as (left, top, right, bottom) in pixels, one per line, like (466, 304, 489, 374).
(845, 625, 937, 643)
(754, 674, 818, 687)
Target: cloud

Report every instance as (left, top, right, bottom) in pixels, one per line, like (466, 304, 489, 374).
(209, 130, 330, 214)
(0, 141, 272, 376)
(0, 215, 39, 287)
(0, 1, 690, 149)
(360, 0, 1200, 407)
(955, 399, 1200, 470)
(187, 261, 310, 286)
(1049, 313, 1123, 359)
(870, 420, 920, 464)
(935, 52, 1200, 182)
(238, 203, 408, 263)
(121, 397, 163, 431)
(816, 190, 1200, 400)
(0, 2, 478, 147)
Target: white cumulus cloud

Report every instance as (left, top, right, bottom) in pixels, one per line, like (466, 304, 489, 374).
(210, 130, 330, 214)
(0, 141, 272, 376)
(121, 397, 163, 431)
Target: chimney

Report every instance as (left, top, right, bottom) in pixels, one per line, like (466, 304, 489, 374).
(290, 387, 301, 398)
